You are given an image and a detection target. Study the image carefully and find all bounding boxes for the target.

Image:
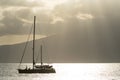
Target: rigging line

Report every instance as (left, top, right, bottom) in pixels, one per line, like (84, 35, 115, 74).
(36, 45, 41, 63)
(18, 24, 33, 68)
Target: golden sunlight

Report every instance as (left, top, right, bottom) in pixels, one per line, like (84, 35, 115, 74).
(53, 63, 109, 80)
(56, 63, 107, 73)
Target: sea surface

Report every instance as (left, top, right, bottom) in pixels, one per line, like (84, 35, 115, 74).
(0, 63, 120, 80)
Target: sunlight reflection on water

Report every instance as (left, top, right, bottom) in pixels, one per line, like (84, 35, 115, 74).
(0, 63, 120, 80)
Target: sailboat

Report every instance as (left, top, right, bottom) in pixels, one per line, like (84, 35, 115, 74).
(18, 16, 56, 73)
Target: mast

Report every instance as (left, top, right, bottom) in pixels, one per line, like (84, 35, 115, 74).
(41, 45, 43, 66)
(33, 16, 36, 69)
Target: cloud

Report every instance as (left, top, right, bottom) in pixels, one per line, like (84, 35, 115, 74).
(50, 16, 64, 24)
(52, 1, 82, 19)
(0, 0, 93, 37)
(76, 13, 94, 20)
(0, 0, 120, 47)
(0, 0, 120, 36)
(0, 7, 38, 35)
(41, 0, 68, 10)
(0, 0, 44, 7)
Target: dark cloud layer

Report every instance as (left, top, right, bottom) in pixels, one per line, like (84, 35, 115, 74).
(0, 0, 120, 36)
(0, 0, 43, 7)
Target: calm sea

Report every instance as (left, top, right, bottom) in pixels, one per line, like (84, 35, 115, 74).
(0, 63, 120, 80)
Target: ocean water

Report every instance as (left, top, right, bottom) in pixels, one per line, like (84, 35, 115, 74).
(0, 63, 120, 80)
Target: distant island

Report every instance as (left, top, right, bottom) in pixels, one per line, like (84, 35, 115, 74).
(0, 33, 120, 63)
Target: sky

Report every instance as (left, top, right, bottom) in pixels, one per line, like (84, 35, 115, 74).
(0, 0, 120, 62)
(0, 0, 119, 45)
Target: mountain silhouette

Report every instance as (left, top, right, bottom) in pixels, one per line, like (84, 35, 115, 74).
(0, 34, 120, 63)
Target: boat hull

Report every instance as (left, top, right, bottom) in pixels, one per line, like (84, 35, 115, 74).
(18, 69, 56, 73)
